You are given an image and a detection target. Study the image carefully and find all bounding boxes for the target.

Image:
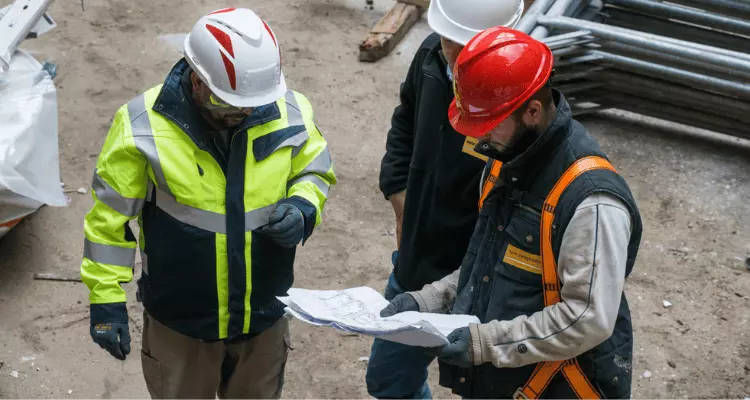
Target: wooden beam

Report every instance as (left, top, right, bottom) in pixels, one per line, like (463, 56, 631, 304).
(359, 2, 425, 62)
(397, 0, 430, 8)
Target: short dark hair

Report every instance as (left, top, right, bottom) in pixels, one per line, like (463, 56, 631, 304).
(512, 86, 553, 117)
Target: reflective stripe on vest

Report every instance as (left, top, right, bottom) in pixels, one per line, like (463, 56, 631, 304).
(514, 156, 616, 400)
(478, 160, 502, 210)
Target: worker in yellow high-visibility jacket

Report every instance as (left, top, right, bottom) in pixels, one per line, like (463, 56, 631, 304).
(80, 8, 336, 398)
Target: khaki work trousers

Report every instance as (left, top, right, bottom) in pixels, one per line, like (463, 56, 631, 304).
(140, 312, 291, 399)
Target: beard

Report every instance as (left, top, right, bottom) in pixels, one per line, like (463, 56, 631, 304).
(475, 124, 539, 162)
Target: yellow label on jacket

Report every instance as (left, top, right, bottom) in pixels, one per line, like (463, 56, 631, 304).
(462, 137, 489, 162)
(503, 244, 542, 275)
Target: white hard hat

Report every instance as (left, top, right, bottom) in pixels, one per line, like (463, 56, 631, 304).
(428, 0, 525, 45)
(184, 8, 287, 108)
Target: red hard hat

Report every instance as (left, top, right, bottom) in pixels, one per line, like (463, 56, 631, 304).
(448, 26, 554, 138)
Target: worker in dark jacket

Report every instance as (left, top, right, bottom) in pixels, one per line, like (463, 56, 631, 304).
(368, 0, 525, 398)
(381, 27, 642, 399)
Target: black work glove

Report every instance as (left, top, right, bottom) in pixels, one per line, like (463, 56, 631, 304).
(262, 203, 305, 248)
(380, 293, 419, 317)
(428, 326, 473, 368)
(90, 303, 131, 361)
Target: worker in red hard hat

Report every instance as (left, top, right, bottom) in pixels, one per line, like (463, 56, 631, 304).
(370, 1, 526, 398)
(380, 26, 643, 399)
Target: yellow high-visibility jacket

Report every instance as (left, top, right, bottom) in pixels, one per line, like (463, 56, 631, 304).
(81, 60, 336, 340)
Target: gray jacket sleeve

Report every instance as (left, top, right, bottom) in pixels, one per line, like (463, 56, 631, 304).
(470, 192, 633, 368)
(409, 268, 462, 314)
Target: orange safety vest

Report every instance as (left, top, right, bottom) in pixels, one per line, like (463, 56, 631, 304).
(478, 156, 617, 400)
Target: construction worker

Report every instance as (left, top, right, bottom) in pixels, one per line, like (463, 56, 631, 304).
(80, 8, 336, 399)
(369, 0, 526, 398)
(380, 26, 642, 399)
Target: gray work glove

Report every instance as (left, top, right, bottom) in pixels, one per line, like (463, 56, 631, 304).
(90, 303, 131, 361)
(262, 203, 305, 248)
(427, 326, 473, 367)
(380, 293, 419, 317)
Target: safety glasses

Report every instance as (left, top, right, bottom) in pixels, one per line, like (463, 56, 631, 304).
(205, 93, 234, 110)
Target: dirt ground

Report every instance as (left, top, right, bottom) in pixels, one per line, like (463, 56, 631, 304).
(1, 0, 749, 398)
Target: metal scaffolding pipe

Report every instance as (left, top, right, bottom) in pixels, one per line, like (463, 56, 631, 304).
(551, 66, 609, 82)
(531, 0, 579, 39)
(661, 0, 750, 19)
(553, 44, 592, 57)
(537, 15, 750, 62)
(555, 53, 604, 67)
(516, 0, 556, 33)
(590, 50, 750, 100)
(600, 41, 750, 82)
(609, 0, 750, 36)
(604, 7, 750, 54)
(573, 92, 750, 138)
(538, 15, 750, 69)
(592, 70, 750, 123)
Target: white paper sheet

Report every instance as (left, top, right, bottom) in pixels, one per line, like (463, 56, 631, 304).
(279, 287, 479, 347)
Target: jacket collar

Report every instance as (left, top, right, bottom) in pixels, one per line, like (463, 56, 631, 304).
(152, 59, 282, 149)
(497, 89, 574, 188)
(422, 35, 450, 85)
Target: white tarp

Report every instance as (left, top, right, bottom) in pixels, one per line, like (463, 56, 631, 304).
(0, 49, 66, 238)
(279, 286, 480, 347)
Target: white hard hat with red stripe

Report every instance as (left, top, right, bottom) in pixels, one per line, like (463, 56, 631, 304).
(184, 8, 287, 108)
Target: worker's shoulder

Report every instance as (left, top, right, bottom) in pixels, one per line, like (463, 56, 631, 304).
(118, 84, 164, 123)
(418, 32, 442, 52)
(284, 89, 315, 115)
(409, 32, 441, 64)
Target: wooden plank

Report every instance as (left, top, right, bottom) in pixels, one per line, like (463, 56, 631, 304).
(359, 3, 424, 62)
(34, 272, 82, 282)
(397, 0, 430, 8)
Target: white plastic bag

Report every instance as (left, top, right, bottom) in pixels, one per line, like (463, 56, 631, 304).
(0, 49, 66, 239)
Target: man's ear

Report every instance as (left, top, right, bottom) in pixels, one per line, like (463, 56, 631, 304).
(522, 100, 544, 127)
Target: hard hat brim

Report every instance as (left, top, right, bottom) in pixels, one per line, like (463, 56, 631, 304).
(209, 73, 288, 108)
(427, 0, 525, 46)
(427, 1, 474, 45)
(448, 99, 513, 139)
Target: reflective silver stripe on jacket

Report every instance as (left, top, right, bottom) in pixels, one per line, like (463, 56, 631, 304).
(92, 169, 145, 217)
(152, 187, 280, 234)
(288, 174, 330, 197)
(127, 95, 173, 196)
(84, 238, 136, 267)
(245, 203, 277, 231)
(299, 147, 332, 176)
(153, 187, 227, 234)
(285, 91, 309, 157)
(285, 91, 305, 127)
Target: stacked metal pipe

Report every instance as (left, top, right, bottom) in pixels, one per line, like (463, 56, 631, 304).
(517, 0, 750, 139)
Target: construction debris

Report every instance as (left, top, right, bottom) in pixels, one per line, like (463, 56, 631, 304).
(33, 272, 83, 283)
(517, 0, 750, 140)
(0, 0, 66, 240)
(359, 1, 426, 62)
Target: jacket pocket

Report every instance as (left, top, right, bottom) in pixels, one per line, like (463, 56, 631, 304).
(496, 214, 543, 284)
(486, 215, 544, 320)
